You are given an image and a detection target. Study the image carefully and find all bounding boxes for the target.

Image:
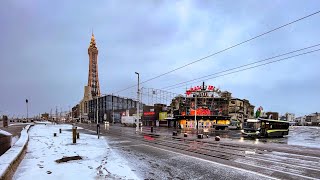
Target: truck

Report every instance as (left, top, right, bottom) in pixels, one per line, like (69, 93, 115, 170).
(121, 116, 142, 127)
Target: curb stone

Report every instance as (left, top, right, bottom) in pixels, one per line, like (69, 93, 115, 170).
(0, 124, 33, 180)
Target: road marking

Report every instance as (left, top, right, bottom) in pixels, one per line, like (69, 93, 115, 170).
(272, 151, 320, 160)
(141, 144, 279, 180)
(245, 155, 320, 172)
(112, 144, 143, 148)
(234, 159, 319, 180)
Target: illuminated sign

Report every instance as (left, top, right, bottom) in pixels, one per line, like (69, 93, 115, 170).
(186, 85, 215, 95)
(190, 108, 211, 116)
(143, 112, 155, 116)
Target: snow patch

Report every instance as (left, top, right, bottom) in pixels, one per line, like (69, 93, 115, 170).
(13, 124, 139, 180)
(0, 129, 12, 136)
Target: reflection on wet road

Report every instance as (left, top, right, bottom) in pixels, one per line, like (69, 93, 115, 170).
(219, 126, 320, 148)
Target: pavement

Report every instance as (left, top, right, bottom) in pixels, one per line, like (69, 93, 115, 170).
(13, 123, 139, 180)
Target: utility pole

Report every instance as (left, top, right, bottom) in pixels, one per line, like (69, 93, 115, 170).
(135, 72, 140, 132)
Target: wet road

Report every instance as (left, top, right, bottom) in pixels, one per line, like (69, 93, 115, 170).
(208, 126, 320, 149)
(76, 123, 320, 180)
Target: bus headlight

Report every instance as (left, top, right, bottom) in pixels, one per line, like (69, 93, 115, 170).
(241, 130, 244, 133)
(256, 131, 260, 134)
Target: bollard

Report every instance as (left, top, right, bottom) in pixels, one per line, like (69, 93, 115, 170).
(184, 133, 188, 137)
(77, 132, 80, 139)
(97, 124, 100, 135)
(54, 133, 57, 137)
(151, 126, 153, 133)
(215, 136, 220, 141)
(59, 129, 62, 133)
(97, 124, 100, 139)
(72, 128, 77, 143)
(172, 131, 177, 136)
(197, 134, 203, 139)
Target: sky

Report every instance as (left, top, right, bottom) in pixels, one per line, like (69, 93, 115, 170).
(0, 0, 320, 117)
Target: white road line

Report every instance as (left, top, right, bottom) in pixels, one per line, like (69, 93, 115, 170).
(263, 154, 320, 165)
(112, 144, 143, 148)
(272, 151, 320, 160)
(235, 159, 319, 180)
(245, 156, 320, 172)
(141, 144, 279, 180)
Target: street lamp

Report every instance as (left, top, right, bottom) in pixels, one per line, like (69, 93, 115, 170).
(96, 96, 99, 125)
(26, 99, 29, 122)
(135, 72, 140, 132)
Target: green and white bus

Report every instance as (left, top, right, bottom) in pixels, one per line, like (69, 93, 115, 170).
(242, 118, 289, 137)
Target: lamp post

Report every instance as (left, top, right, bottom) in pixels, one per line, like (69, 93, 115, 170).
(112, 94, 114, 124)
(135, 72, 140, 132)
(96, 96, 99, 125)
(26, 99, 29, 122)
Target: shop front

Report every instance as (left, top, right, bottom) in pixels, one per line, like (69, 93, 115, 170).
(175, 115, 231, 130)
(142, 111, 155, 126)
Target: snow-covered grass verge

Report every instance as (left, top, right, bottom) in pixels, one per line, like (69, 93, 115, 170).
(12, 124, 139, 180)
(0, 125, 31, 179)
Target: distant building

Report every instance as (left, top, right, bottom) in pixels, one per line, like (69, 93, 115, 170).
(228, 98, 255, 128)
(309, 112, 320, 126)
(265, 112, 279, 120)
(285, 113, 295, 122)
(88, 94, 142, 123)
(302, 113, 320, 126)
(295, 116, 306, 126)
(41, 113, 49, 120)
(72, 104, 80, 119)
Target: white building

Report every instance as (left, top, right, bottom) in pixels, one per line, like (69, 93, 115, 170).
(295, 116, 306, 126)
(285, 113, 295, 122)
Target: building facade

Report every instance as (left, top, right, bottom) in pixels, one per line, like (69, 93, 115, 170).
(310, 112, 320, 126)
(88, 94, 142, 123)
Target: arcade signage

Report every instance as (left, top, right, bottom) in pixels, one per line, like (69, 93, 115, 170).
(143, 112, 155, 116)
(186, 85, 215, 95)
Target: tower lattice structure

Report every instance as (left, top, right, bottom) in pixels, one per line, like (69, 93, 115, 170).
(87, 33, 101, 98)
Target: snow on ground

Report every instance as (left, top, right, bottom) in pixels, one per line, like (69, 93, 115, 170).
(9, 123, 33, 126)
(13, 124, 139, 180)
(11, 135, 19, 146)
(0, 129, 12, 136)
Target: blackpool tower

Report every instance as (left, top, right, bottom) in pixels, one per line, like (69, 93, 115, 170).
(87, 33, 100, 97)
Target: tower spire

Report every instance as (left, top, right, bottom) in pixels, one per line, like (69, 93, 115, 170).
(87, 32, 100, 98)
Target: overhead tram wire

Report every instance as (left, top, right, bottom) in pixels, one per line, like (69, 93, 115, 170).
(111, 10, 320, 94)
(165, 48, 320, 90)
(162, 43, 320, 90)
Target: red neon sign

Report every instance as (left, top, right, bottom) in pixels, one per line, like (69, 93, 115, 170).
(143, 112, 155, 116)
(186, 85, 215, 95)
